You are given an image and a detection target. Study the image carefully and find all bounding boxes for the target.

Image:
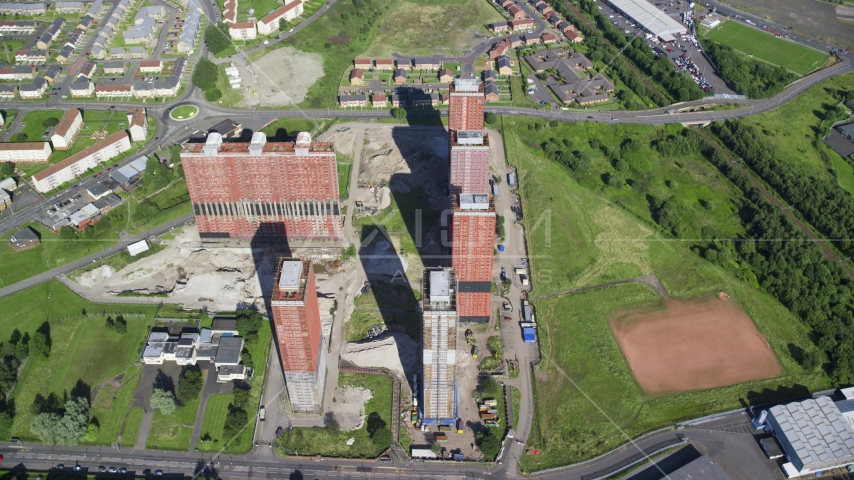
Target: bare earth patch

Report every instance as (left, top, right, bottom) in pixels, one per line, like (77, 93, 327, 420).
(610, 296, 782, 394)
(248, 47, 324, 106)
(332, 386, 373, 431)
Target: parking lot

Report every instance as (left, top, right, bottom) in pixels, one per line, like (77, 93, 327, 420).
(596, 0, 735, 95)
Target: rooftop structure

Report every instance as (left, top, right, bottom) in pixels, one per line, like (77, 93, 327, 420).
(768, 396, 854, 477)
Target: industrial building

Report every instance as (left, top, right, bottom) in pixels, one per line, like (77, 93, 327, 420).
(604, 0, 687, 41)
(421, 268, 458, 424)
(270, 258, 326, 413)
(181, 132, 342, 242)
(766, 396, 854, 477)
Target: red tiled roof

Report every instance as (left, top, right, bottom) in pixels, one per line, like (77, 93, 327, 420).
(229, 21, 255, 29)
(260, 1, 301, 25)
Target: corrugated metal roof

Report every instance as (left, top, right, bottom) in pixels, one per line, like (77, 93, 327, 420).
(607, 0, 686, 36)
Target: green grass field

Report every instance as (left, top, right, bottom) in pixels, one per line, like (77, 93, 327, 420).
(170, 105, 198, 120)
(278, 372, 393, 458)
(500, 119, 830, 471)
(703, 21, 827, 75)
(737, 73, 854, 182)
(361, 0, 505, 57)
(259, 118, 319, 141)
(0, 281, 159, 442)
(18, 111, 63, 142)
(89, 369, 142, 445)
(120, 407, 144, 447)
(147, 396, 200, 450)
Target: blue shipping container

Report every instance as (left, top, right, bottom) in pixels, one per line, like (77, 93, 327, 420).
(498, 245, 505, 252)
(522, 327, 536, 343)
(508, 173, 516, 187)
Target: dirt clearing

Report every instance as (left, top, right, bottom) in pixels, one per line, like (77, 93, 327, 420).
(610, 296, 782, 394)
(332, 386, 373, 431)
(248, 47, 324, 106)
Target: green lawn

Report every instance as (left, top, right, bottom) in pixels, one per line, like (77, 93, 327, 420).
(501, 119, 830, 472)
(0, 281, 159, 441)
(120, 407, 144, 447)
(17, 111, 63, 142)
(510, 386, 521, 428)
(170, 105, 198, 120)
(198, 393, 234, 450)
(0, 40, 27, 63)
(337, 156, 351, 200)
(90, 368, 142, 445)
(348, 282, 420, 341)
(259, 118, 320, 140)
(278, 372, 393, 458)
(703, 21, 828, 75)
(147, 395, 200, 451)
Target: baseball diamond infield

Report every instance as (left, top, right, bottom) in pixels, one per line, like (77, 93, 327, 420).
(610, 296, 782, 394)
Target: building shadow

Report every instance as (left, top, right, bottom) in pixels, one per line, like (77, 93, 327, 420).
(625, 444, 703, 480)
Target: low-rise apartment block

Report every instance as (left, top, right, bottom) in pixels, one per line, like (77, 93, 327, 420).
(127, 108, 148, 142)
(95, 84, 133, 98)
(103, 62, 126, 75)
(138, 60, 163, 73)
(55, 2, 83, 13)
(15, 50, 48, 64)
(257, 0, 304, 35)
(50, 108, 83, 150)
(20, 77, 47, 99)
(0, 142, 52, 163)
(0, 21, 36, 34)
(0, 86, 18, 100)
(229, 21, 256, 40)
(0, 66, 35, 81)
(338, 94, 366, 108)
(70, 77, 94, 97)
(32, 131, 131, 193)
(0, 3, 47, 15)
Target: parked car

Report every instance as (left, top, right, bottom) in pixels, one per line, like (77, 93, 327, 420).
(109, 467, 117, 473)
(99, 466, 106, 472)
(154, 470, 163, 476)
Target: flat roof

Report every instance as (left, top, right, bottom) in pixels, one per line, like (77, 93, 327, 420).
(429, 270, 451, 303)
(459, 194, 490, 210)
(211, 318, 237, 332)
(607, 0, 687, 35)
(278, 260, 303, 290)
(665, 455, 733, 480)
(769, 396, 854, 471)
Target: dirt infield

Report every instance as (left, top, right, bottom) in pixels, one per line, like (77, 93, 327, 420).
(610, 296, 782, 394)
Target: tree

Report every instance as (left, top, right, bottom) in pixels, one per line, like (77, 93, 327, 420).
(391, 107, 406, 119)
(29, 331, 50, 358)
(485, 112, 498, 125)
(204, 87, 223, 102)
(475, 430, 502, 460)
(232, 384, 250, 408)
(802, 350, 822, 371)
(192, 58, 218, 90)
(236, 310, 263, 341)
(366, 412, 391, 447)
(204, 24, 231, 55)
(57, 396, 89, 445)
(11, 133, 27, 142)
(0, 162, 13, 179)
(279, 18, 289, 31)
(151, 388, 176, 416)
(223, 406, 248, 440)
(177, 367, 204, 403)
(42, 117, 59, 128)
(31, 412, 61, 444)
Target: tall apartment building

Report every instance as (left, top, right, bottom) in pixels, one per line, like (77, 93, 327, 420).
(448, 78, 485, 131)
(421, 268, 458, 424)
(449, 130, 490, 196)
(181, 131, 342, 242)
(270, 258, 326, 413)
(450, 194, 495, 322)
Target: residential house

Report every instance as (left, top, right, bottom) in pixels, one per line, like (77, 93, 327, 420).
(257, 0, 304, 36)
(349, 68, 364, 86)
(510, 18, 534, 31)
(0, 21, 36, 34)
(51, 109, 83, 150)
(0, 142, 51, 163)
(129, 47, 145, 59)
(0, 66, 35, 80)
(95, 84, 133, 98)
(488, 40, 511, 59)
(484, 81, 500, 102)
(438, 69, 454, 83)
(55, 2, 84, 13)
(489, 22, 510, 33)
(86, 0, 104, 16)
(374, 58, 394, 70)
(90, 45, 106, 60)
(44, 66, 61, 85)
(390, 94, 406, 107)
(103, 62, 126, 75)
(541, 32, 558, 43)
(14, 49, 48, 64)
(79, 60, 96, 78)
(548, 15, 562, 26)
(127, 108, 148, 142)
(496, 55, 513, 75)
(393, 69, 407, 85)
(178, 8, 202, 53)
(139, 60, 162, 74)
(77, 15, 93, 31)
(371, 94, 387, 107)
(19, 77, 47, 99)
(482, 69, 497, 82)
(229, 21, 257, 40)
(565, 29, 583, 43)
(36, 17, 65, 50)
(536, 3, 553, 15)
(338, 94, 366, 108)
(66, 28, 85, 49)
(413, 57, 441, 70)
(223, 0, 237, 23)
(69, 76, 94, 98)
(56, 45, 74, 63)
(0, 3, 47, 15)
(411, 93, 438, 107)
(522, 35, 540, 45)
(507, 5, 524, 19)
(510, 37, 523, 47)
(395, 59, 412, 70)
(0, 86, 17, 100)
(110, 47, 126, 59)
(354, 58, 373, 69)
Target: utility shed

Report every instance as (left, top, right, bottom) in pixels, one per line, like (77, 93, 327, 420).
(127, 239, 149, 256)
(522, 327, 536, 343)
(767, 396, 854, 476)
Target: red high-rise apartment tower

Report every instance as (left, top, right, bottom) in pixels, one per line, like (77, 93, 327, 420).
(270, 257, 327, 413)
(448, 78, 490, 196)
(450, 194, 495, 322)
(181, 131, 342, 242)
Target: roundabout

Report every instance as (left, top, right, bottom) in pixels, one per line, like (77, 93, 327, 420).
(169, 105, 198, 121)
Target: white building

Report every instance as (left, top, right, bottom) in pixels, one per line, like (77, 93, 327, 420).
(31, 131, 131, 193)
(767, 396, 854, 478)
(605, 0, 687, 41)
(229, 21, 257, 40)
(50, 108, 83, 151)
(127, 108, 148, 142)
(0, 142, 52, 163)
(141, 323, 247, 382)
(257, 0, 304, 35)
(54, 2, 84, 13)
(69, 77, 94, 98)
(127, 239, 149, 256)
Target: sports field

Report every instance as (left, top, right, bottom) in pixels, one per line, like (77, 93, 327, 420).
(704, 21, 827, 75)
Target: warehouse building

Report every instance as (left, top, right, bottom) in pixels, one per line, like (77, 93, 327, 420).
(604, 0, 687, 41)
(767, 396, 854, 477)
